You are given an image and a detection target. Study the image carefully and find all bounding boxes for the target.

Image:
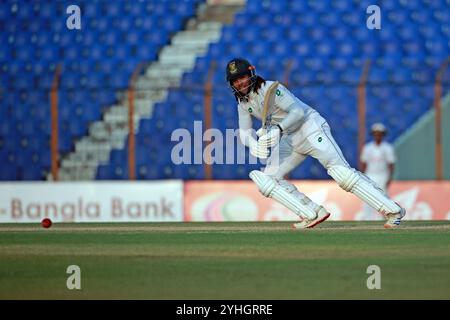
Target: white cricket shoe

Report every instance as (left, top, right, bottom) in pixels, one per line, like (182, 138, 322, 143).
(383, 206, 406, 229)
(292, 207, 331, 230)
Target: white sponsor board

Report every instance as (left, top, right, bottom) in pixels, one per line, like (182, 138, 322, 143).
(0, 181, 183, 223)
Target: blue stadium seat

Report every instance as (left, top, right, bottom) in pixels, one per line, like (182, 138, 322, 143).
(0, 166, 17, 180)
(96, 165, 111, 180)
(289, 1, 309, 13)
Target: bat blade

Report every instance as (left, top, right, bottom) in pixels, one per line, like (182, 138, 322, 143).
(261, 81, 279, 129)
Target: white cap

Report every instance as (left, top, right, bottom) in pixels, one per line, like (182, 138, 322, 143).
(371, 122, 386, 132)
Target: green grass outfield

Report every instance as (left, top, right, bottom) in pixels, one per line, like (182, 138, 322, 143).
(0, 221, 449, 299)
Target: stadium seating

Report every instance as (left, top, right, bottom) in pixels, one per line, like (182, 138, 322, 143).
(164, 0, 449, 179)
(1, 0, 449, 180)
(1, 0, 202, 180)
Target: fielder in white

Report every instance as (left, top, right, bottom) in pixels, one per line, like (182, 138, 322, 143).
(358, 123, 396, 220)
(361, 123, 396, 192)
(226, 58, 406, 229)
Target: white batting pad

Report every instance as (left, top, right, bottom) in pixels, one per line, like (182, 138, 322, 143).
(327, 166, 401, 214)
(249, 170, 318, 220)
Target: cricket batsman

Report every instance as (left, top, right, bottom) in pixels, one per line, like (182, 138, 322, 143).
(226, 58, 406, 229)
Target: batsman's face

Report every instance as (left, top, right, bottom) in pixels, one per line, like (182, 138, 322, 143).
(232, 75, 251, 95)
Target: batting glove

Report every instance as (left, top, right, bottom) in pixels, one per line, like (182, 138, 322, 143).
(258, 127, 281, 148)
(256, 128, 267, 137)
(249, 139, 269, 159)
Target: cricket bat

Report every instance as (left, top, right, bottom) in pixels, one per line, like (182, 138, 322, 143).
(260, 81, 279, 134)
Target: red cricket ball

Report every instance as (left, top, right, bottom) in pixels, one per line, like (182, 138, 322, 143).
(41, 218, 52, 228)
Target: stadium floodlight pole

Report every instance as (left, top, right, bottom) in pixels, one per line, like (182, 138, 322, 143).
(282, 60, 293, 179)
(283, 59, 293, 88)
(50, 64, 62, 181)
(203, 60, 216, 180)
(357, 60, 371, 171)
(127, 62, 147, 180)
(433, 56, 450, 181)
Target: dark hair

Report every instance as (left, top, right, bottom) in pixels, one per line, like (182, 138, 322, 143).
(253, 75, 266, 95)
